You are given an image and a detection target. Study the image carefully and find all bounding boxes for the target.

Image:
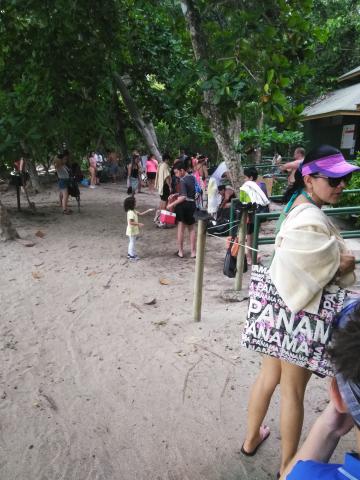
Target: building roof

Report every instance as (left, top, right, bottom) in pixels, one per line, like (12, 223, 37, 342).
(338, 66, 360, 83)
(302, 83, 360, 121)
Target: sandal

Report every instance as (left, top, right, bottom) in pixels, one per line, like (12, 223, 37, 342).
(241, 425, 270, 456)
(174, 251, 184, 258)
(63, 209, 72, 215)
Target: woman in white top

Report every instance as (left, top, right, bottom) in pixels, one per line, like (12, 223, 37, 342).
(241, 145, 359, 476)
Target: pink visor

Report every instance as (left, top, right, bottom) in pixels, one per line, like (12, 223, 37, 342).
(301, 153, 360, 178)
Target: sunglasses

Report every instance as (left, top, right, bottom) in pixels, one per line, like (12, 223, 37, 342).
(311, 173, 352, 187)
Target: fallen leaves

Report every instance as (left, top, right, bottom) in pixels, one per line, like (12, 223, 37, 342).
(35, 230, 45, 238)
(159, 278, 170, 285)
(87, 271, 99, 277)
(32, 271, 43, 280)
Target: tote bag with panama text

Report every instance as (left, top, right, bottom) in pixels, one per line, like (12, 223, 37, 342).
(241, 264, 346, 377)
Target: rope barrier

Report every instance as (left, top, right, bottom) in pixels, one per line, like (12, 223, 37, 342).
(206, 231, 260, 252)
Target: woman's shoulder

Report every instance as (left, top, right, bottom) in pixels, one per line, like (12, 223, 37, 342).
(284, 203, 330, 230)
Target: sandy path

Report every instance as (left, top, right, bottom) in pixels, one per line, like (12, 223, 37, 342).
(0, 183, 357, 480)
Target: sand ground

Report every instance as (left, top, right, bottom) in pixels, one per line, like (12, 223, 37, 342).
(0, 182, 358, 480)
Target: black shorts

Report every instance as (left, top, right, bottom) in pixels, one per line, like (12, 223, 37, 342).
(247, 222, 254, 235)
(147, 172, 156, 180)
(175, 201, 196, 225)
(247, 212, 255, 234)
(160, 183, 170, 201)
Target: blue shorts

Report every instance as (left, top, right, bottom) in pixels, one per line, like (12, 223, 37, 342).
(58, 178, 70, 190)
(109, 164, 119, 175)
(130, 177, 139, 191)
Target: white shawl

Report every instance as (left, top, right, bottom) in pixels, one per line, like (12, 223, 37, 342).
(155, 162, 170, 196)
(240, 181, 270, 206)
(269, 204, 355, 314)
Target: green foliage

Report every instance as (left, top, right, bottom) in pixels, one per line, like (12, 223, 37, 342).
(337, 152, 360, 213)
(308, 0, 360, 93)
(239, 126, 304, 155)
(0, 0, 358, 175)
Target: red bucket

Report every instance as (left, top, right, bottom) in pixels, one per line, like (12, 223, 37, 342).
(159, 210, 176, 225)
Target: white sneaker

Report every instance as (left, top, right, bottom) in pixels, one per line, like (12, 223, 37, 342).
(89, 185, 96, 189)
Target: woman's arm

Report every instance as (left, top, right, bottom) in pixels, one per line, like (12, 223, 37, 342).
(167, 195, 185, 209)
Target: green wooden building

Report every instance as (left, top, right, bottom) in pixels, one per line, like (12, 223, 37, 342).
(302, 66, 360, 159)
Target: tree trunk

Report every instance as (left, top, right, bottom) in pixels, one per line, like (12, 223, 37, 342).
(180, 0, 243, 189)
(113, 73, 162, 162)
(0, 200, 19, 241)
(113, 93, 129, 163)
(20, 141, 42, 193)
(27, 158, 42, 193)
(255, 110, 264, 164)
(145, 120, 159, 150)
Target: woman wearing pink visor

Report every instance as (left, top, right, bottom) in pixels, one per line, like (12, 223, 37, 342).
(241, 145, 359, 477)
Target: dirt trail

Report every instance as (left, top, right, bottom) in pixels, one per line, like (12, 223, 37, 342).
(0, 183, 357, 480)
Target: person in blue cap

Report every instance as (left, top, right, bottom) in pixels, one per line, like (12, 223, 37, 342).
(281, 298, 360, 479)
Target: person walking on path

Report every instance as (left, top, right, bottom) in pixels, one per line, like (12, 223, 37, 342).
(88, 152, 97, 189)
(146, 153, 158, 194)
(108, 151, 119, 183)
(55, 151, 72, 214)
(124, 196, 153, 261)
(241, 145, 359, 477)
(167, 161, 196, 258)
(127, 152, 142, 195)
(154, 153, 172, 223)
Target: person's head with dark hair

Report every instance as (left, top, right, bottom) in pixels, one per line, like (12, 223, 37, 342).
(283, 144, 360, 203)
(283, 301, 360, 480)
(124, 196, 136, 212)
(163, 153, 171, 162)
(244, 166, 258, 181)
(327, 300, 360, 430)
(173, 161, 186, 177)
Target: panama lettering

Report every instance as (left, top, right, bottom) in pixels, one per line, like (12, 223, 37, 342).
(241, 265, 346, 377)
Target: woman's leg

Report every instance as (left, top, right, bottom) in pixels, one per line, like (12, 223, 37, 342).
(243, 356, 281, 453)
(177, 222, 185, 256)
(90, 167, 96, 187)
(246, 233, 253, 264)
(62, 189, 70, 212)
(279, 362, 312, 473)
(188, 224, 196, 257)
